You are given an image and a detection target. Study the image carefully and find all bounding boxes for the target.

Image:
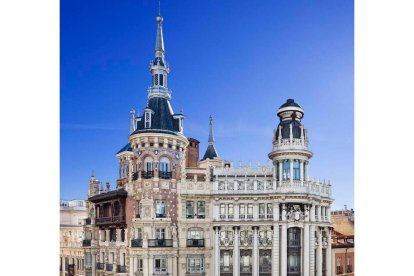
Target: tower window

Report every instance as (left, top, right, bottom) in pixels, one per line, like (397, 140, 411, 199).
(293, 160, 300, 180)
(283, 160, 290, 180)
(159, 74, 164, 86)
(145, 111, 151, 128)
(154, 74, 159, 85)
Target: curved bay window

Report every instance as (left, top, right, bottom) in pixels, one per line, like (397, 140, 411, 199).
(143, 157, 154, 178)
(293, 160, 300, 180)
(283, 160, 290, 180)
(159, 157, 171, 179)
(287, 227, 301, 275)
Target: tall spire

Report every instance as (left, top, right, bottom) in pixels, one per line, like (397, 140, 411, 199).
(155, 15, 164, 57)
(208, 115, 214, 144)
(201, 115, 219, 160)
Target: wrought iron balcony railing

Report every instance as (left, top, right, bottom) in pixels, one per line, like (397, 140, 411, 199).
(336, 267, 343, 274)
(106, 264, 113, 271)
(346, 265, 353, 273)
(148, 239, 173, 247)
(96, 263, 105, 270)
(141, 171, 154, 179)
(95, 215, 125, 225)
(82, 239, 91, 247)
(159, 171, 172, 179)
(131, 239, 143, 247)
(187, 239, 205, 247)
(155, 213, 166, 218)
(117, 265, 127, 273)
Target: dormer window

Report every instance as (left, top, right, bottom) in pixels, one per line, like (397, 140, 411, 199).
(145, 110, 153, 128)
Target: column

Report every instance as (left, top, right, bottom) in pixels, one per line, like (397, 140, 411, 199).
(233, 227, 240, 276)
(316, 228, 322, 276)
(116, 228, 122, 242)
(281, 224, 287, 276)
(253, 226, 259, 276)
(62, 256, 66, 276)
(91, 250, 96, 276)
(273, 202, 280, 222)
(105, 229, 110, 242)
(289, 159, 293, 184)
(173, 255, 178, 276)
(326, 228, 332, 276)
(253, 203, 259, 221)
(300, 160, 304, 184)
(309, 225, 316, 276)
(272, 224, 280, 276)
(317, 206, 322, 222)
(327, 206, 331, 222)
(129, 256, 134, 276)
(214, 227, 220, 276)
(310, 204, 315, 222)
(143, 254, 149, 276)
(304, 224, 310, 276)
(279, 160, 283, 186)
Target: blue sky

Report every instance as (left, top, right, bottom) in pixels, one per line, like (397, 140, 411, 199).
(61, 0, 354, 209)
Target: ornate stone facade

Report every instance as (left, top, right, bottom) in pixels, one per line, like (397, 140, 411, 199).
(78, 14, 334, 276)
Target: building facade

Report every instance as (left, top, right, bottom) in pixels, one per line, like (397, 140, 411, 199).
(60, 199, 88, 276)
(330, 209, 354, 276)
(80, 14, 334, 276)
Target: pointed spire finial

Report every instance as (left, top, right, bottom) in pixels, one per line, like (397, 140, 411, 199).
(91, 170, 95, 178)
(158, 0, 161, 16)
(130, 108, 136, 134)
(208, 115, 214, 144)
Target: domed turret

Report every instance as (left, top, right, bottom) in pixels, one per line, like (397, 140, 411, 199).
(275, 99, 305, 140)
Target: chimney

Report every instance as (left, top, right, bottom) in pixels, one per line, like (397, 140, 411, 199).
(186, 138, 200, 168)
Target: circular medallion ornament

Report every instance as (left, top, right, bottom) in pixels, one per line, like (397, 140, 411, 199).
(175, 153, 180, 159)
(137, 151, 142, 156)
(154, 150, 159, 155)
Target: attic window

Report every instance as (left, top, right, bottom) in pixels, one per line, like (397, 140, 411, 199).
(145, 111, 151, 128)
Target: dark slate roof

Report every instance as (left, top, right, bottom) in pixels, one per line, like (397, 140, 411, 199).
(88, 188, 128, 203)
(201, 144, 219, 161)
(116, 143, 132, 154)
(280, 99, 302, 109)
(277, 119, 302, 139)
(131, 97, 180, 136)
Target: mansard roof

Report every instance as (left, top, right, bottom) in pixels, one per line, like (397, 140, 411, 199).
(131, 97, 181, 136)
(116, 143, 132, 154)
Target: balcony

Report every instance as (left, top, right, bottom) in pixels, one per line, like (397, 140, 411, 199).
(220, 265, 233, 273)
(148, 239, 173, 247)
(219, 214, 226, 219)
(96, 263, 105, 270)
(336, 267, 343, 274)
(95, 215, 125, 225)
(160, 171, 172, 179)
(155, 213, 166, 218)
(131, 239, 143, 247)
(240, 265, 252, 273)
(106, 264, 113, 271)
(346, 265, 352, 273)
(132, 172, 139, 180)
(247, 214, 253, 219)
(187, 239, 205, 247)
(82, 239, 91, 247)
(141, 170, 154, 179)
(117, 265, 127, 273)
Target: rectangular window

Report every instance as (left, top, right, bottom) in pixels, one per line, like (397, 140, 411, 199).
(267, 203, 273, 218)
(135, 228, 142, 239)
(228, 204, 234, 218)
(197, 201, 205, 218)
(220, 204, 226, 218)
(187, 256, 204, 273)
(154, 256, 167, 274)
(137, 259, 143, 272)
(155, 228, 165, 239)
(186, 201, 194, 218)
(283, 160, 290, 180)
(247, 204, 253, 218)
(259, 203, 265, 218)
(159, 74, 164, 86)
(155, 200, 166, 218)
(239, 204, 245, 219)
(293, 159, 300, 180)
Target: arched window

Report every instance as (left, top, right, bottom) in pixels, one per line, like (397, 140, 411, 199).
(159, 157, 171, 179)
(293, 160, 300, 180)
(143, 157, 154, 178)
